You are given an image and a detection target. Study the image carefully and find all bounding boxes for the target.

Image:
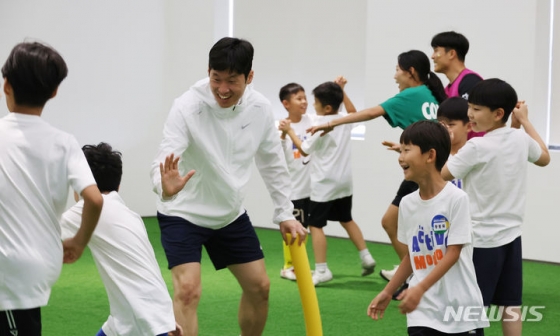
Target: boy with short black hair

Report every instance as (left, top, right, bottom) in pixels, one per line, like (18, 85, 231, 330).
(0, 41, 103, 336)
(278, 82, 312, 280)
(61, 143, 182, 336)
(437, 97, 471, 189)
(368, 120, 488, 335)
(279, 81, 376, 286)
(442, 78, 550, 336)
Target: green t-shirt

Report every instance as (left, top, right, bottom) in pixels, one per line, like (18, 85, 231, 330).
(380, 85, 439, 130)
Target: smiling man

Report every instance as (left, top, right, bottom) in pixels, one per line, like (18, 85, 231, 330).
(430, 31, 482, 101)
(151, 37, 307, 336)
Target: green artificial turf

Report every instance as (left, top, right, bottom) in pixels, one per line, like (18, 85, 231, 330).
(42, 218, 560, 335)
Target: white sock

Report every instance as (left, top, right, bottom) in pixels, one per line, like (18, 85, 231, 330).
(359, 249, 373, 262)
(315, 263, 328, 272)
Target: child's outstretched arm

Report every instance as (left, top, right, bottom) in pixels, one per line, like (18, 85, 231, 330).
(334, 76, 357, 113)
(512, 103, 550, 167)
(368, 253, 413, 320)
(308, 105, 386, 136)
(397, 245, 462, 314)
(62, 185, 103, 263)
(381, 140, 401, 153)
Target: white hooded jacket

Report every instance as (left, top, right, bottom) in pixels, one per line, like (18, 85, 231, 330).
(151, 78, 294, 228)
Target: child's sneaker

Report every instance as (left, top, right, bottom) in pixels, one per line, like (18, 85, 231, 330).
(312, 268, 333, 286)
(380, 265, 399, 282)
(361, 256, 376, 276)
(280, 267, 297, 281)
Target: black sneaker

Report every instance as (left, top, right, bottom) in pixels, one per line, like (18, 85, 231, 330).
(392, 281, 409, 301)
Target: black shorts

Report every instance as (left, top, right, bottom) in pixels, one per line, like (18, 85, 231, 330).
(307, 195, 353, 228)
(391, 180, 419, 207)
(473, 236, 522, 306)
(408, 326, 484, 336)
(0, 308, 41, 336)
(157, 212, 264, 270)
(292, 197, 310, 228)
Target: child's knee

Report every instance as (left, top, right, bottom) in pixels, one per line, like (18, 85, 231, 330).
(381, 214, 398, 234)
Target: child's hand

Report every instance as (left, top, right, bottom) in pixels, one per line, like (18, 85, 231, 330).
(168, 323, 183, 336)
(334, 76, 348, 89)
(62, 237, 87, 264)
(381, 141, 401, 153)
(511, 101, 526, 129)
(278, 119, 292, 132)
(397, 285, 424, 314)
(367, 291, 392, 320)
(512, 103, 529, 126)
(307, 123, 333, 136)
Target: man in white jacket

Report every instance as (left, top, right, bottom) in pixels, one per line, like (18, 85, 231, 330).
(151, 37, 306, 336)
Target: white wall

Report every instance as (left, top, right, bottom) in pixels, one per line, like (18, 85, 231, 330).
(1, 0, 558, 263)
(0, 1, 213, 214)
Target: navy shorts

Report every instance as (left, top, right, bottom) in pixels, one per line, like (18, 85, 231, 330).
(0, 308, 41, 336)
(292, 197, 310, 228)
(473, 236, 522, 306)
(307, 195, 353, 228)
(157, 212, 264, 270)
(391, 180, 419, 207)
(97, 329, 167, 336)
(408, 326, 484, 336)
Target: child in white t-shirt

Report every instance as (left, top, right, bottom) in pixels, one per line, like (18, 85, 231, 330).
(61, 143, 181, 336)
(442, 79, 550, 335)
(0, 42, 103, 336)
(279, 80, 376, 286)
(368, 120, 488, 335)
(278, 82, 313, 281)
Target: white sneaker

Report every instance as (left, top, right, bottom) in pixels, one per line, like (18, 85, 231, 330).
(361, 256, 376, 276)
(312, 269, 333, 286)
(280, 267, 297, 281)
(380, 265, 399, 282)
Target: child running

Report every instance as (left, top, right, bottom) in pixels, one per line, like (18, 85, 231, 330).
(0, 42, 103, 336)
(61, 143, 182, 336)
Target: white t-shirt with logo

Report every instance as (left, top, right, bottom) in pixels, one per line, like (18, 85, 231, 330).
(398, 182, 489, 333)
(281, 114, 312, 200)
(446, 127, 542, 247)
(300, 114, 352, 202)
